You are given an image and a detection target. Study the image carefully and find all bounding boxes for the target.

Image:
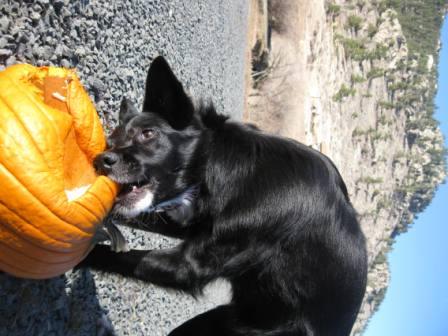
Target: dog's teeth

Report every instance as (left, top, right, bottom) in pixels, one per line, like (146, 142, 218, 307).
(132, 185, 137, 191)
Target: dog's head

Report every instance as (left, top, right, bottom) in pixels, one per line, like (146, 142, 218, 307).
(94, 56, 200, 217)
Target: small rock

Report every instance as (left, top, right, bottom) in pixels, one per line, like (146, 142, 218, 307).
(30, 12, 41, 21)
(70, 28, 78, 39)
(6, 55, 16, 67)
(0, 48, 12, 57)
(53, 0, 65, 15)
(37, 45, 54, 59)
(61, 7, 71, 18)
(0, 37, 7, 48)
(60, 59, 71, 68)
(32, 45, 43, 57)
(75, 46, 87, 57)
(32, 4, 43, 13)
(0, 16, 10, 33)
(16, 44, 26, 56)
(53, 44, 64, 57)
(90, 77, 106, 93)
(18, 33, 29, 44)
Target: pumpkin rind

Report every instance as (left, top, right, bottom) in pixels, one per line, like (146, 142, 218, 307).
(0, 64, 118, 279)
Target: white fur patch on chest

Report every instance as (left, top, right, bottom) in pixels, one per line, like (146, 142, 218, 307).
(117, 190, 155, 218)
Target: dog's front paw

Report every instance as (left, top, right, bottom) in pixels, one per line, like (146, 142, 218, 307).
(75, 244, 114, 270)
(75, 245, 151, 277)
(92, 219, 130, 253)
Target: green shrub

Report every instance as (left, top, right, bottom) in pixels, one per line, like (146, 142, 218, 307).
(341, 38, 369, 61)
(359, 176, 384, 184)
(367, 67, 385, 79)
(388, 11, 398, 21)
(377, 100, 395, 109)
(369, 44, 388, 60)
(371, 131, 392, 141)
(333, 84, 356, 102)
(377, 116, 387, 126)
(367, 23, 378, 38)
(327, 3, 341, 16)
(346, 15, 363, 32)
(376, 0, 389, 14)
(351, 74, 366, 84)
(417, 55, 429, 74)
(386, 0, 445, 57)
(388, 81, 410, 91)
(352, 128, 365, 137)
(396, 59, 408, 71)
(333, 33, 345, 44)
(396, 92, 421, 106)
(353, 127, 376, 137)
(357, 0, 366, 9)
(377, 197, 393, 211)
(378, 114, 393, 125)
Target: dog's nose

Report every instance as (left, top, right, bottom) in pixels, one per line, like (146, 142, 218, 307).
(102, 152, 119, 166)
(94, 152, 119, 173)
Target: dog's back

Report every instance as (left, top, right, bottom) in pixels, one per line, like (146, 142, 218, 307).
(198, 112, 367, 335)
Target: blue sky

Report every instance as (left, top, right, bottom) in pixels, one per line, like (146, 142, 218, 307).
(363, 18, 448, 336)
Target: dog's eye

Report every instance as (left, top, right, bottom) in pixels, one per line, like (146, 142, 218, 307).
(140, 129, 156, 141)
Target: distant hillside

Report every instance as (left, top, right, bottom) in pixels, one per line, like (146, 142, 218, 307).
(246, 1, 447, 334)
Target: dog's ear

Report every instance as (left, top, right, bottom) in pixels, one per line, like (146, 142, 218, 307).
(119, 98, 139, 125)
(142, 56, 194, 129)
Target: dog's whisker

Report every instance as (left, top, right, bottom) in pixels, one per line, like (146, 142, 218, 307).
(155, 212, 168, 225)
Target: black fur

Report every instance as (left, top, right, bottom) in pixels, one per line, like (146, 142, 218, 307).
(83, 56, 367, 336)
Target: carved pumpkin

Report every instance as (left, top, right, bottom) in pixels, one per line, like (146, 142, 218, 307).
(0, 64, 118, 279)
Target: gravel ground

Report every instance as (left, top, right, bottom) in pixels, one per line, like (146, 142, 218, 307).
(0, 1, 248, 335)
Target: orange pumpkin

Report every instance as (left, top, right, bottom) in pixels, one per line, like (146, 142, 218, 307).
(0, 64, 118, 279)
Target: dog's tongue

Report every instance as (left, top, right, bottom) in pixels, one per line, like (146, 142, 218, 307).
(117, 183, 146, 200)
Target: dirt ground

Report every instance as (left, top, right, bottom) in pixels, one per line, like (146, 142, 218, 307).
(244, 0, 307, 143)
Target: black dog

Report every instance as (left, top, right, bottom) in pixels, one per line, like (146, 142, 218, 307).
(83, 56, 367, 336)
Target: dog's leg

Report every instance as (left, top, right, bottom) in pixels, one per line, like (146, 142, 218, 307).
(79, 243, 217, 292)
(80, 247, 306, 335)
(78, 244, 148, 277)
(115, 212, 191, 239)
(129, 243, 217, 292)
(138, 212, 191, 238)
(168, 305, 238, 336)
(168, 304, 305, 336)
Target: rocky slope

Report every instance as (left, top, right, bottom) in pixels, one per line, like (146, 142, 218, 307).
(247, 1, 447, 334)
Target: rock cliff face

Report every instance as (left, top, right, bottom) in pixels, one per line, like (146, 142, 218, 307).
(247, 1, 447, 334)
